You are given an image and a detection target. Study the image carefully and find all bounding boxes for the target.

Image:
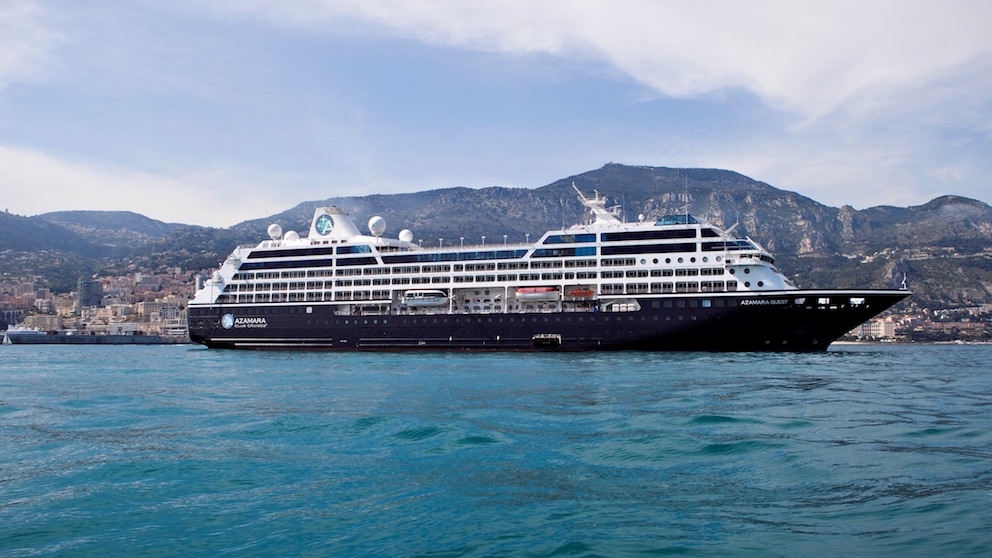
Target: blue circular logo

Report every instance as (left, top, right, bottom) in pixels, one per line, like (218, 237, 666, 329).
(221, 313, 234, 329)
(315, 214, 334, 235)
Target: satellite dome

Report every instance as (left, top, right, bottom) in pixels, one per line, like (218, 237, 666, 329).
(267, 223, 283, 240)
(368, 215, 386, 236)
(399, 229, 414, 243)
(284, 230, 300, 241)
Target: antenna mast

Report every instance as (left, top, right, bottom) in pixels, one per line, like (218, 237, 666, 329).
(684, 176, 690, 223)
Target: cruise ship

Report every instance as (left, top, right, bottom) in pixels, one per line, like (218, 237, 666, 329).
(187, 186, 909, 351)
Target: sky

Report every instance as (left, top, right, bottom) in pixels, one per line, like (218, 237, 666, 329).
(1, 0, 991, 227)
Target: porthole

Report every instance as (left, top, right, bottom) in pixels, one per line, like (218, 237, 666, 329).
(640, 259, 647, 265)
(744, 282, 751, 287)
(757, 281, 764, 287)
(702, 257, 708, 263)
(744, 268, 750, 274)
(678, 257, 684, 263)
(690, 257, 696, 263)
(653, 258, 659, 264)
(729, 269, 736, 275)
(665, 258, 671, 264)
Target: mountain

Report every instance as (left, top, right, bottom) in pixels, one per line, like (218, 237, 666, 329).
(2, 164, 990, 307)
(228, 164, 992, 306)
(39, 210, 181, 249)
(0, 210, 185, 291)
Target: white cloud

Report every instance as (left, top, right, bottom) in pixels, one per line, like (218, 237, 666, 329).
(3, 0, 988, 225)
(214, 0, 992, 118)
(0, 145, 287, 226)
(0, 0, 60, 88)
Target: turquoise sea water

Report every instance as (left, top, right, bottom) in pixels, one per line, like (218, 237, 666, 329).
(1, 344, 991, 557)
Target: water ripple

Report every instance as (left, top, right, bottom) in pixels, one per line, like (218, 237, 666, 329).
(1, 344, 991, 556)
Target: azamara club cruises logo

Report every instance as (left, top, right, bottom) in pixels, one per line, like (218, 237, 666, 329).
(221, 314, 268, 329)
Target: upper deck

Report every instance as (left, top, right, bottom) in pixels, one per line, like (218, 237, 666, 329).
(190, 187, 790, 309)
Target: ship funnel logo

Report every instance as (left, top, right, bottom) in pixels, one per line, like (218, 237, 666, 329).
(315, 214, 334, 235)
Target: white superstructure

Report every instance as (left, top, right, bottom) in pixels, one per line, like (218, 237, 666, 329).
(190, 186, 795, 317)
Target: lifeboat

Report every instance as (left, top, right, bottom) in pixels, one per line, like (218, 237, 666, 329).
(515, 286, 559, 301)
(566, 287, 595, 298)
(401, 289, 449, 307)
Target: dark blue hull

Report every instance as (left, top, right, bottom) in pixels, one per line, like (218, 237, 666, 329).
(188, 290, 908, 352)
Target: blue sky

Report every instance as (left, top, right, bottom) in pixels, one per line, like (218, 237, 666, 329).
(1, 0, 991, 226)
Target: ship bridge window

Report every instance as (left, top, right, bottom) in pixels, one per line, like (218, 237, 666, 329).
(655, 215, 699, 226)
(601, 230, 696, 242)
(543, 233, 596, 244)
(702, 241, 757, 252)
(701, 229, 720, 238)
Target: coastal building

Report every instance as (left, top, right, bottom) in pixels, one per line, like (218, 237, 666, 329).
(0, 307, 25, 329)
(854, 317, 896, 339)
(34, 299, 54, 314)
(77, 279, 104, 310)
(22, 314, 61, 331)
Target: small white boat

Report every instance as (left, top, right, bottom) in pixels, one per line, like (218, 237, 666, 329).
(515, 286, 559, 300)
(566, 287, 596, 298)
(401, 289, 449, 307)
